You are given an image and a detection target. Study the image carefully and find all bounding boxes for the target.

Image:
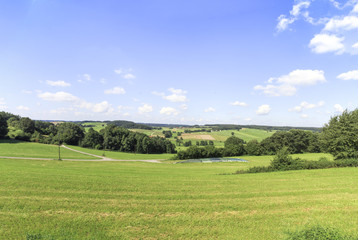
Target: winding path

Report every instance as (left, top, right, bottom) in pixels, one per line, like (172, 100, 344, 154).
(0, 145, 162, 163)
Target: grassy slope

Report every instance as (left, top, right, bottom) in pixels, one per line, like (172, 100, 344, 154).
(0, 140, 99, 159)
(2, 153, 357, 240)
(68, 145, 175, 160)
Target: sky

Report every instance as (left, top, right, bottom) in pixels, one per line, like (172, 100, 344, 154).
(1, 0, 358, 127)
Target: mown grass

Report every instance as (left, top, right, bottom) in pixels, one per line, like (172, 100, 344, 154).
(67, 145, 175, 160)
(0, 139, 99, 160)
(1, 152, 357, 239)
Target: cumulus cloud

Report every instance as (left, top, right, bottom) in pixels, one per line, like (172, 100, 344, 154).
(160, 107, 179, 115)
(123, 73, 136, 79)
(154, 88, 188, 102)
(38, 91, 79, 102)
(256, 105, 271, 115)
(17, 105, 30, 111)
(254, 69, 326, 96)
(114, 68, 136, 80)
(46, 80, 71, 87)
(353, 42, 358, 48)
(276, 1, 311, 32)
(289, 101, 325, 112)
(104, 86, 126, 95)
(78, 74, 91, 83)
(309, 34, 345, 54)
(324, 16, 358, 31)
(138, 104, 153, 114)
(337, 70, 358, 80)
(279, 1, 358, 54)
(230, 101, 248, 107)
(204, 107, 216, 112)
(92, 101, 113, 113)
(334, 104, 345, 113)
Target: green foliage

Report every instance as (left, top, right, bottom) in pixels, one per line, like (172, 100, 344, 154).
(80, 127, 103, 149)
(55, 122, 85, 145)
(224, 136, 245, 156)
(245, 139, 262, 156)
(0, 114, 8, 138)
(19, 117, 35, 134)
(321, 109, 358, 159)
(285, 225, 356, 240)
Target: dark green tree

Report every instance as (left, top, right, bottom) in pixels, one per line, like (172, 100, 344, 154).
(0, 115, 8, 138)
(19, 117, 35, 134)
(245, 139, 262, 156)
(55, 122, 85, 145)
(321, 109, 358, 159)
(80, 128, 103, 149)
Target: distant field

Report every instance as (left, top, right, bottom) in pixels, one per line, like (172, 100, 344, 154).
(0, 153, 357, 239)
(0, 139, 99, 160)
(132, 127, 275, 149)
(81, 122, 107, 132)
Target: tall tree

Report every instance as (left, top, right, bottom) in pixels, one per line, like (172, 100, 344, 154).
(321, 109, 358, 159)
(56, 122, 85, 145)
(0, 115, 8, 138)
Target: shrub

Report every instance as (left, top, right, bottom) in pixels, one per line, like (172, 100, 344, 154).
(285, 225, 356, 240)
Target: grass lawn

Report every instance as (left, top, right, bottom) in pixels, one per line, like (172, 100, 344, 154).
(1, 152, 356, 239)
(0, 139, 99, 160)
(67, 145, 176, 160)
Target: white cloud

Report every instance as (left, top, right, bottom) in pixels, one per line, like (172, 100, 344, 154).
(38, 91, 79, 102)
(123, 73, 136, 79)
(104, 86, 126, 95)
(301, 114, 309, 118)
(353, 3, 358, 12)
(78, 74, 91, 83)
(337, 70, 358, 80)
(46, 80, 71, 87)
(254, 84, 297, 97)
(160, 107, 179, 116)
(254, 69, 326, 96)
(334, 104, 344, 113)
(92, 101, 113, 113)
(138, 104, 153, 114)
(154, 88, 188, 102)
(324, 16, 358, 31)
(180, 104, 188, 110)
(353, 42, 358, 48)
(289, 101, 325, 112)
(256, 104, 271, 115)
(204, 107, 216, 112)
(83, 74, 91, 81)
(114, 69, 122, 75)
(230, 101, 248, 107)
(17, 105, 30, 111)
(276, 1, 311, 32)
(309, 34, 345, 54)
(0, 98, 7, 110)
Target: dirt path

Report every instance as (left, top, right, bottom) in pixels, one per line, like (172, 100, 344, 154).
(0, 145, 162, 163)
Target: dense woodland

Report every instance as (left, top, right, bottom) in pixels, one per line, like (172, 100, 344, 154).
(1, 109, 357, 159)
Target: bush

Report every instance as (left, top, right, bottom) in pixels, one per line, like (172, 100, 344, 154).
(285, 225, 356, 240)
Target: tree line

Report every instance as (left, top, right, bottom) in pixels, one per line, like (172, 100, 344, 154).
(0, 112, 175, 154)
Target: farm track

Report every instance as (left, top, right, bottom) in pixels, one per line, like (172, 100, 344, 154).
(0, 145, 162, 163)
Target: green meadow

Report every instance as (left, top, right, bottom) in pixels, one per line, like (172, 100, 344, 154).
(0, 139, 99, 160)
(68, 145, 175, 160)
(1, 147, 357, 239)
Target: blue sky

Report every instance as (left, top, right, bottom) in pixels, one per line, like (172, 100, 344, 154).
(1, 0, 358, 127)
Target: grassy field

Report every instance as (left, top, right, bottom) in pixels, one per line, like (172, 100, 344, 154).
(2, 152, 357, 239)
(0, 139, 99, 160)
(81, 122, 107, 132)
(68, 145, 175, 160)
